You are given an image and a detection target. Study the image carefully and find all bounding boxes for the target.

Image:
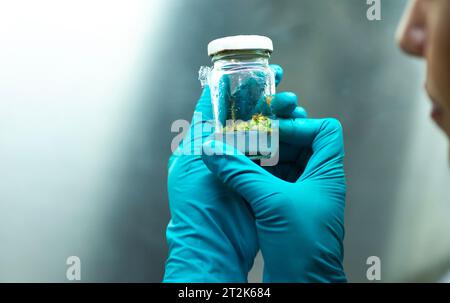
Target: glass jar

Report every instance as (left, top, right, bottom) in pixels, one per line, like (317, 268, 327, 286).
(207, 35, 276, 159)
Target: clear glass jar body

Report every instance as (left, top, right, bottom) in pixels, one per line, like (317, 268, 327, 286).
(208, 50, 275, 159)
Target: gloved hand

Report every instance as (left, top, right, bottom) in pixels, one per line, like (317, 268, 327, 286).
(201, 115, 347, 282)
(164, 65, 300, 282)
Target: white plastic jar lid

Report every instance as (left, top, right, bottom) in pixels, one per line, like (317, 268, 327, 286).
(207, 35, 273, 56)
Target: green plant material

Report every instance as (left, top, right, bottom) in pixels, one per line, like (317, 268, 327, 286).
(223, 113, 272, 133)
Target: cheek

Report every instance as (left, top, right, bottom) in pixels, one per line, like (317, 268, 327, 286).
(427, 23, 450, 100)
(426, 3, 450, 133)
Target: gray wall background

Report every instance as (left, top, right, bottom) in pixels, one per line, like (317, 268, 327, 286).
(1, 0, 449, 282)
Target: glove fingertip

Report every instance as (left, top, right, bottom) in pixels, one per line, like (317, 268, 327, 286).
(271, 92, 297, 117)
(292, 106, 308, 118)
(270, 64, 284, 86)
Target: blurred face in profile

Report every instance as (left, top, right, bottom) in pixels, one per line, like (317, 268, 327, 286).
(396, 0, 450, 145)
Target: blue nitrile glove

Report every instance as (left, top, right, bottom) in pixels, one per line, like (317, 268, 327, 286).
(201, 117, 347, 282)
(164, 65, 300, 282)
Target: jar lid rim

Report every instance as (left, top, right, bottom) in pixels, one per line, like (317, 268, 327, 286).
(208, 35, 273, 56)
